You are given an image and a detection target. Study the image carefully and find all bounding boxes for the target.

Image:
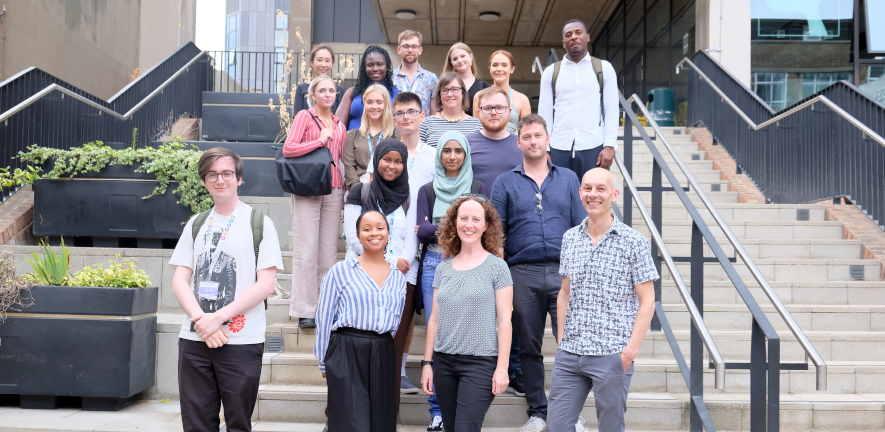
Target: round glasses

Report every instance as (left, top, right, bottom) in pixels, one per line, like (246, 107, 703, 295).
(534, 192, 543, 214)
(205, 171, 235, 183)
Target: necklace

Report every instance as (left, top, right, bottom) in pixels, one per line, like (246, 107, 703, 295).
(440, 111, 465, 123)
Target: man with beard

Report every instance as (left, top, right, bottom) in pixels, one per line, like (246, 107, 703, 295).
(466, 86, 523, 189)
(393, 30, 438, 116)
(538, 19, 618, 178)
(490, 114, 585, 432)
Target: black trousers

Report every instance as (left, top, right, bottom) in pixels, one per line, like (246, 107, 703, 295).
(178, 339, 264, 432)
(550, 144, 605, 179)
(434, 352, 497, 432)
(326, 327, 396, 431)
(510, 262, 562, 420)
(393, 282, 416, 416)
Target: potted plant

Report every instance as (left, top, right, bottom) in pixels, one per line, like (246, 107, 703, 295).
(0, 239, 159, 411)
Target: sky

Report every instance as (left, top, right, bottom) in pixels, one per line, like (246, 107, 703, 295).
(195, 0, 226, 52)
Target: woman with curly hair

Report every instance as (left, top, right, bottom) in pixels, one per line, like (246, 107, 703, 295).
(419, 194, 513, 432)
(336, 45, 400, 130)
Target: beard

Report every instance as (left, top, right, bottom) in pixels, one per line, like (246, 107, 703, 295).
(480, 117, 507, 133)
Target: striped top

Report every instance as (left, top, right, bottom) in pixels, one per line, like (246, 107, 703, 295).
(315, 255, 407, 373)
(283, 107, 347, 189)
(420, 115, 482, 147)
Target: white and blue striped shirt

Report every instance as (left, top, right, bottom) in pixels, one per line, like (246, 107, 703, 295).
(315, 255, 407, 373)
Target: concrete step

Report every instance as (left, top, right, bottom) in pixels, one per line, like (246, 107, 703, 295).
(659, 280, 885, 306)
(658, 237, 863, 260)
(618, 190, 741, 205)
(660, 258, 882, 282)
(659, 303, 885, 332)
(630, 220, 846, 241)
(622, 203, 828, 223)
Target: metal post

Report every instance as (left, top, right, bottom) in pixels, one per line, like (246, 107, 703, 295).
(750, 320, 766, 431)
(651, 159, 663, 331)
(768, 336, 781, 432)
(689, 221, 704, 432)
(623, 112, 634, 227)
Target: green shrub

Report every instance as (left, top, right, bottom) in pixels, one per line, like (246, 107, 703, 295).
(67, 256, 151, 288)
(24, 239, 71, 286)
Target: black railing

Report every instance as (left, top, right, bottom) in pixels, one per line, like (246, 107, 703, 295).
(618, 89, 826, 430)
(681, 50, 885, 229)
(206, 50, 363, 94)
(0, 42, 212, 187)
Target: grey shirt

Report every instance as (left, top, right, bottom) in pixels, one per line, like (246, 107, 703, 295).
(466, 131, 523, 192)
(432, 254, 512, 356)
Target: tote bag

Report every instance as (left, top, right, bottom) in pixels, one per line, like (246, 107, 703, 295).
(275, 113, 335, 196)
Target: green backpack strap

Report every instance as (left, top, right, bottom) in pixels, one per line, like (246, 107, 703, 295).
(551, 60, 562, 111)
(191, 210, 212, 243)
(591, 56, 605, 126)
(249, 208, 269, 311)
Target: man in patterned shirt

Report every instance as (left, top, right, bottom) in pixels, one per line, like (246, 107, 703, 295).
(547, 168, 658, 432)
(393, 30, 438, 116)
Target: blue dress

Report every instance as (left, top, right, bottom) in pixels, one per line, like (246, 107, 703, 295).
(348, 86, 400, 130)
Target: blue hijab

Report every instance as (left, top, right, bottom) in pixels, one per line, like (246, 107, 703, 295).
(432, 130, 473, 222)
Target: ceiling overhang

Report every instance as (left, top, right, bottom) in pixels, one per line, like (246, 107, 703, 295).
(371, 0, 619, 47)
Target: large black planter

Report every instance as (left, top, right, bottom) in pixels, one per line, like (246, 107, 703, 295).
(0, 286, 158, 411)
(201, 92, 290, 142)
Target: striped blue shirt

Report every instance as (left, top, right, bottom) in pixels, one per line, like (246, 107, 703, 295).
(315, 255, 407, 373)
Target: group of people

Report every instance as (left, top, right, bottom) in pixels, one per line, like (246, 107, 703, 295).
(170, 19, 658, 432)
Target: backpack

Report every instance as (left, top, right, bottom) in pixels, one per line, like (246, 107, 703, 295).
(359, 182, 410, 215)
(191, 207, 268, 309)
(551, 56, 606, 126)
(413, 179, 482, 317)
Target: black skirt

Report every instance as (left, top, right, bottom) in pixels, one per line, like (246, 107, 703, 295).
(326, 327, 396, 431)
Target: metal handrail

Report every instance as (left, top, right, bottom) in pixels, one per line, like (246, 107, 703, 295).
(626, 94, 828, 391)
(676, 57, 885, 149)
(614, 152, 726, 390)
(0, 51, 208, 124)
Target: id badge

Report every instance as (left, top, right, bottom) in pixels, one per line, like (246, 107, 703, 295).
(198, 281, 220, 300)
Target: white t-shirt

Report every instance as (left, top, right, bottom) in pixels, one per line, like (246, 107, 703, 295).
(169, 203, 285, 345)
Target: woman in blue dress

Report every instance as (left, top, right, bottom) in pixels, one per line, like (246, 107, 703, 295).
(336, 45, 400, 130)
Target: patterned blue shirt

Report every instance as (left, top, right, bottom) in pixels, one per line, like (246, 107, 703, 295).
(559, 216, 659, 356)
(315, 256, 407, 373)
(393, 63, 439, 115)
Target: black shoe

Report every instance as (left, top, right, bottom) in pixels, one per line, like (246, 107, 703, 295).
(506, 372, 526, 397)
(426, 416, 443, 432)
(298, 318, 316, 329)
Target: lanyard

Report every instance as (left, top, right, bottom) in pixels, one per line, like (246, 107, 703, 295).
(376, 201, 395, 255)
(204, 201, 243, 273)
(408, 141, 425, 172)
(367, 131, 383, 159)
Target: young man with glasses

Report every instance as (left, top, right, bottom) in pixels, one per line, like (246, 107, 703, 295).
(169, 147, 284, 432)
(391, 91, 438, 402)
(393, 30, 438, 116)
(466, 86, 523, 190)
(490, 115, 585, 432)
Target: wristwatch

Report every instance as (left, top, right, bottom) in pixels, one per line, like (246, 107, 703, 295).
(421, 360, 433, 367)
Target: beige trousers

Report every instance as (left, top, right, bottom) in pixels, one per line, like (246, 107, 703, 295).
(288, 187, 345, 318)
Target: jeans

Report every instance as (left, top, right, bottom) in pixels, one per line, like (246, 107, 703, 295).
(420, 249, 443, 418)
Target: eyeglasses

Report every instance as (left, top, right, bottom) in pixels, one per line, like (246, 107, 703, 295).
(205, 171, 235, 183)
(440, 87, 463, 96)
(394, 109, 421, 120)
(479, 105, 509, 114)
(534, 192, 543, 214)
(459, 193, 488, 202)
(399, 44, 421, 51)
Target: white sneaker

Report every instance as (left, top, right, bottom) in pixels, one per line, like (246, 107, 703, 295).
(519, 416, 547, 432)
(575, 416, 589, 432)
(426, 415, 443, 432)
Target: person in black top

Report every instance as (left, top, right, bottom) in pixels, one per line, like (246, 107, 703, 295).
(440, 42, 488, 116)
(293, 45, 345, 115)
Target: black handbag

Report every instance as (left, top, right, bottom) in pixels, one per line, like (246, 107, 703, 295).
(275, 113, 335, 196)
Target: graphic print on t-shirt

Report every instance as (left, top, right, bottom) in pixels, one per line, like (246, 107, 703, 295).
(190, 226, 237, 332)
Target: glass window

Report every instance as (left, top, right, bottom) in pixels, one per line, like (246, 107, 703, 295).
(276, 12, 288, 30)
(867, 0, 885, 52)
(227, 31, 237, 50)
(754, 73, 789, 110)
(647, 0, 670, 46)
(626, 0, 644, 36)
(802, 72, 851, 96)
(275, 29, 288, 47)
(751, 0, 852, 40)
(868, 66, 885, 81)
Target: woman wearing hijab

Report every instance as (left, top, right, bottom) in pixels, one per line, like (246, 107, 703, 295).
(409, 130, 490, 430)
(343, 138, 415, 418)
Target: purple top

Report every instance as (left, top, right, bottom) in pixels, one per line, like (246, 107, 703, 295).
(466, 131, 523, 191)
(416, 181, 491, 245)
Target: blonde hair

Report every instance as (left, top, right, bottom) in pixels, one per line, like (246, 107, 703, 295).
(307, 75, 336, 104)
(358, 84, 395, 138)
(398, 30, 423, 45)
(442, 43, 481, 79)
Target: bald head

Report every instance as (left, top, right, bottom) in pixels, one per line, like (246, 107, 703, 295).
(582, 168, 615, 189)
(579, 168, 619, 218)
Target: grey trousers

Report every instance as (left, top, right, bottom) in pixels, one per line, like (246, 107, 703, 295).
(547, 350, 635, 432)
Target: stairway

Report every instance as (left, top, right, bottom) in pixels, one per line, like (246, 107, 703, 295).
(6, 127, 884, 431)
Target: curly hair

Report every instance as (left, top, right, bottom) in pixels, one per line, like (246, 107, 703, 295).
(437, 197, 505, 259)
(352, 45, 395, 98)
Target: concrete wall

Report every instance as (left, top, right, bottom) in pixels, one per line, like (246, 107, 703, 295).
(695, 0, 751, 87)
(2, 0, 141, 99)
(138, 0, 196, 73)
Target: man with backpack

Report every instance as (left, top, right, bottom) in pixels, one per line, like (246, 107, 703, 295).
(169, 147, 284, 432)
(539, 19, 619, 178)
